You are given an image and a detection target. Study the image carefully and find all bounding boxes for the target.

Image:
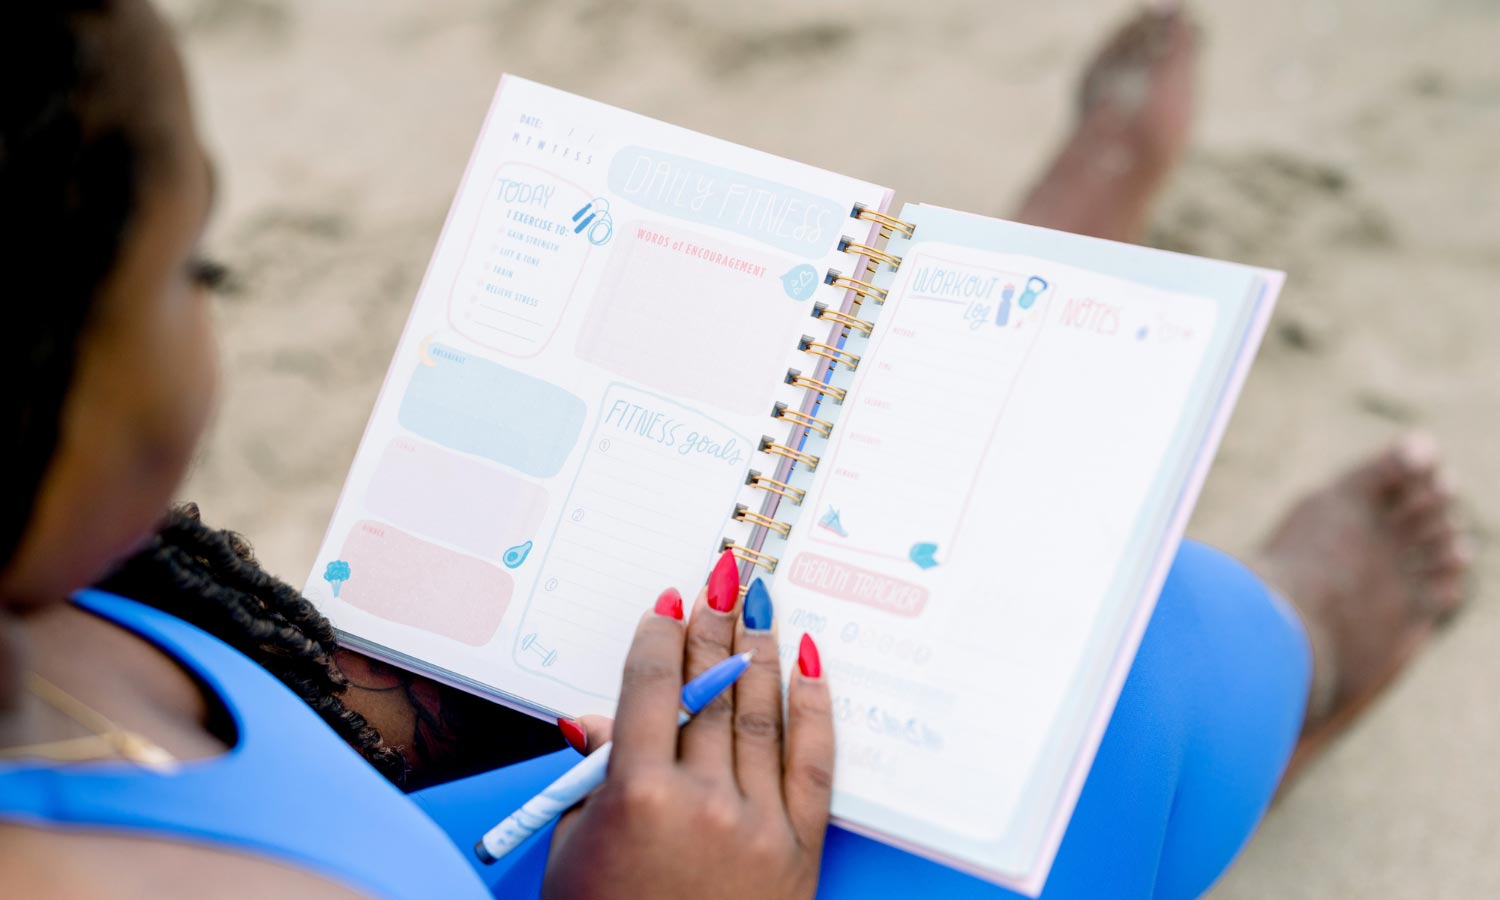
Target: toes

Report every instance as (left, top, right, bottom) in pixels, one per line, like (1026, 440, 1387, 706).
(1409, 532, 1473, 622)
(1422, 536, 1474, 576)
(1367, 432, 1441, 486)
(1079, 7, 1196, 112)
(1393, 432, 1441, 475)
(1344, 433, 1439, 501)
(1389, 472, 1456, 533)
(1408, 519, 1458, 560)
(1420, 567, 1470, 623)
(1402, 532, 1467, 576)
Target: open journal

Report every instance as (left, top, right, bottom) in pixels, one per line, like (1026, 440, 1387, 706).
(306, 75, 1282, 895)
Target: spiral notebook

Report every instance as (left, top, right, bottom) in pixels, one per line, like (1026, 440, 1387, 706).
(306, 75, 1282, 895)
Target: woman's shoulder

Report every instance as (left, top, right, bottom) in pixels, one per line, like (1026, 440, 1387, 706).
(0, 822, 369, 899)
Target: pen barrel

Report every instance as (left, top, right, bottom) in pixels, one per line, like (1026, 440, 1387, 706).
(475, 709, 702, 862)
(476, 743, 613, 862)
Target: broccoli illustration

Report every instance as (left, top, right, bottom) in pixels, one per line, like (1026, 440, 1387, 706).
(323, 559, 352, 597)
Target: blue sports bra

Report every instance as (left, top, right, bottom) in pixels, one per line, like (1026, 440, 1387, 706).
(0, 590, 496, 900)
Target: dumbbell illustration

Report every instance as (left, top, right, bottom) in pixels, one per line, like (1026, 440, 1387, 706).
(520, 633, 559, 667)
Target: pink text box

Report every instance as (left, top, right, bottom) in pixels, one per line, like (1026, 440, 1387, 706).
(366, 436, 549, 562)
(575, 222, 794, 417)
(786, 552, 929, 617)
(338, 520, 512, 646)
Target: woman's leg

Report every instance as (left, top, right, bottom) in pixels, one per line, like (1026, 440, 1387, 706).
(411, 748, 577, 898)
(412, 437, 1468, 899)
(811, 540, 1309, 900)
(1014, 8, 1197, 245)
(1124, 543, 1312, 900)
(819, 439, 1466, 899)
(404, 542, 1305, 900)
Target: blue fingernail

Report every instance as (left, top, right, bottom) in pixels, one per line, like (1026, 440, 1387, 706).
(743, 577, 773, 632)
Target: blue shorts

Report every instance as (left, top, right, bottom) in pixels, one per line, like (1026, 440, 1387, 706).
(414, 540, 1311, 900)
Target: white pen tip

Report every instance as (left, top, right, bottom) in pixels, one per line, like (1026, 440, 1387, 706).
(740, 649, 757, 661)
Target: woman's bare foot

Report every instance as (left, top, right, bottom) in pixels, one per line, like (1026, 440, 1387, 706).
(1015, 8, 1197, 243)
(1255, 435, 1471, 779)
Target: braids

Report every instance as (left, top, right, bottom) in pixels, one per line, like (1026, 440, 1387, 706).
(98, 504, 410, 785)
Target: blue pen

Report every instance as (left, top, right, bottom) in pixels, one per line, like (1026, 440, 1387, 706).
(475, 649, 756, 863)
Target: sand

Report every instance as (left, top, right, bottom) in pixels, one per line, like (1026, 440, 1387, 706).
(161, 0, 1500, 895)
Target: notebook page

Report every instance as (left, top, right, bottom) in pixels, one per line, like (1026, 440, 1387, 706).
(306, 76, 892, 718)
(768, 204, 1279, 893)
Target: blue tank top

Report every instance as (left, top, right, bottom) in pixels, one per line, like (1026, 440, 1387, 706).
(0, 590, 493, 900)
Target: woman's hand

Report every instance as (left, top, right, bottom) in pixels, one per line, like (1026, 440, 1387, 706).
(544, 567, 833, 900)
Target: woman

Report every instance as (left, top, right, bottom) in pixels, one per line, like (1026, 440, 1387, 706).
(0, 3, 833, 898)
(0, 2, 1469, 898)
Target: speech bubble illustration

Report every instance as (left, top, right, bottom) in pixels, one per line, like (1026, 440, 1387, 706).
(781, 264, 820, 301)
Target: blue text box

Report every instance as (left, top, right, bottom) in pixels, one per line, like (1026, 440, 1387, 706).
(399, 343, 586, 478)
(608, 146, 843, 257)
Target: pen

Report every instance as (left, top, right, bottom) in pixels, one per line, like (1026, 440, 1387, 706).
(474, 649, 757, 863)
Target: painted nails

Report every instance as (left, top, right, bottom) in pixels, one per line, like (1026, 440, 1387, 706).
(797, 633, 821, 679)
(558, 718, 587, 754)
(707, 548, 739, 613)
(654, 586, 684, 620)
(742, 578, 773, 632)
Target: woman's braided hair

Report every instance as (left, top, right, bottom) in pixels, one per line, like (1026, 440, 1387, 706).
(98, 505, 409, 784)
(3, 2, 407, 784)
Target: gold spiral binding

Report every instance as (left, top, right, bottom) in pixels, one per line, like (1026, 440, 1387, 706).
(721, 540, 779, 574)
(827, 274, 889, 304)
(760, 436, 820, 469)
(746, 470, 807, 504)
(773, 402, 833, 438)
(840, 239, 903, 271)
(786, 371, 848, 403)
(812, 304, 875, 337)
(799, 337, 861, 370)
(852, 205, 917, 240)
(733, 504, 792, 539)
(727, 208, 913, 552)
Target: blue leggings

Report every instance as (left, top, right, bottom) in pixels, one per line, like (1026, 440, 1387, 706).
(413, 541, 1312, 899)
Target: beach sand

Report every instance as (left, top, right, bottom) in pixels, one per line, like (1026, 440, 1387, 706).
(161, 0, 1500, 895)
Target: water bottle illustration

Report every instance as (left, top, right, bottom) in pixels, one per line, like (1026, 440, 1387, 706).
(995, 283, 1015, 326)
(1017, 275, 1048, 310)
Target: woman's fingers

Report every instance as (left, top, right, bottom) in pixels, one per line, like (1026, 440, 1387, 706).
(732, 577, 786, 803)
(559, 714, 614, 756)
(550, 804, 585, 848)
(678, 549, 741, 776)
(609, 605, 688, 774)
(783, 633, 835, 851)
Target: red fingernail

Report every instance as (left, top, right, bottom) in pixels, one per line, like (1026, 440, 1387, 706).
(707, 549, 739, 613)
(558, 718, 587, 754)
(797, 633, 822, 679)
(654, 586, 684, 620)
